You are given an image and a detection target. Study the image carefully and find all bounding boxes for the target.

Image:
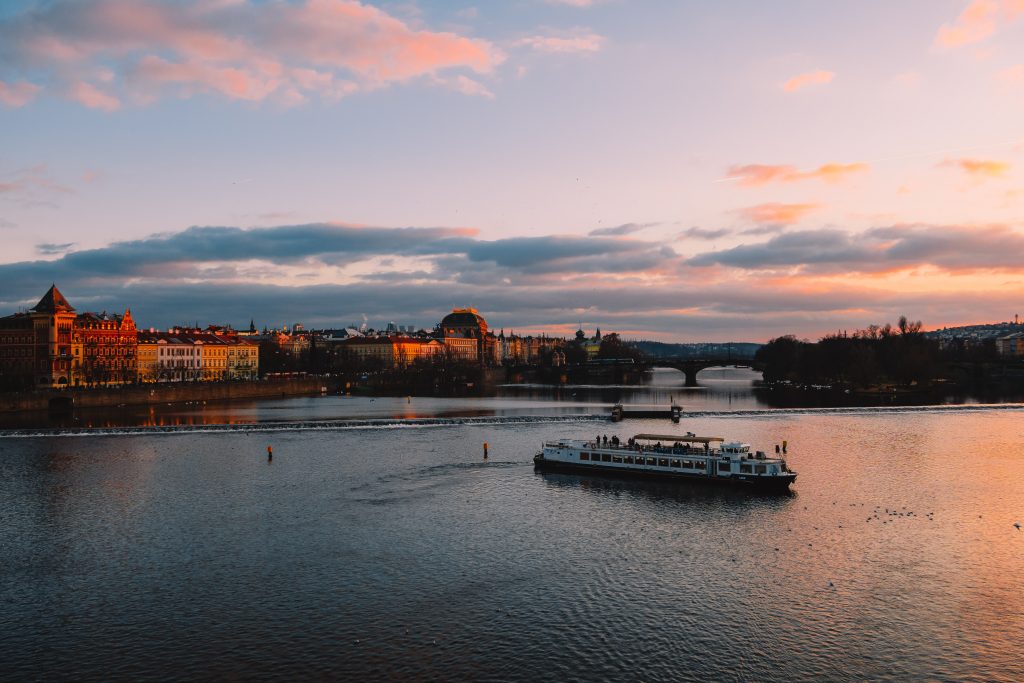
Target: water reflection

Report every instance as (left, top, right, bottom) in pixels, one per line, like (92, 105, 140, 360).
(536, 470, 797, 504)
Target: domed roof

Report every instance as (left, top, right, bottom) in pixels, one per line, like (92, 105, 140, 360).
(440, 308, 488, 335)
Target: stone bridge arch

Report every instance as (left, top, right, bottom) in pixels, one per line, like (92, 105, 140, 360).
(651, 358, 762, 386)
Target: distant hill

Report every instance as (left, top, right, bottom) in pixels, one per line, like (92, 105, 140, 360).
(926, 321, 1023, 342)
(628, 341, 761, 360)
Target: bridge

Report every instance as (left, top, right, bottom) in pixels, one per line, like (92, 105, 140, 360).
(650, 357, 763, 387)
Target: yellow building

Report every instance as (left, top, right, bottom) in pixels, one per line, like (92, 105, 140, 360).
(393, 337, 443, 367)
(226, 338, 259, 380)
(137, 333, 160, 382)
(197, 334, 229, 381)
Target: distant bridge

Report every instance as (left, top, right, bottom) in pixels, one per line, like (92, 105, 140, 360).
(650, 357, 763, 387)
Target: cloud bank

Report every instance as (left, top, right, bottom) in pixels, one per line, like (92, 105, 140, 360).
(2, 221, 1023, 340)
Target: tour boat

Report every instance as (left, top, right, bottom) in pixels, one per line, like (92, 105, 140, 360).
(533, 432, 796, 490)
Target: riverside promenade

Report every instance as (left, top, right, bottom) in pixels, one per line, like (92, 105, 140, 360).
(0, 377, 327, 413)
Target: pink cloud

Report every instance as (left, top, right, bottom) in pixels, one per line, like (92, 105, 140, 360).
(726, 163, 869, 187)
(782, 70, 834, 93)
(447, 75, 495, 99)
(67, 81, 121, 111)
(0, 80, 41, 107)
(935, 0, 1024, 48)
(0, 0, 504, 108)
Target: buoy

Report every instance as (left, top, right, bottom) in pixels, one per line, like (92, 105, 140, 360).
(782, 440, 788, 453)
(407, 395, 411, 403)
(483, 442, 489, 459)
(267, 445, 273, 461)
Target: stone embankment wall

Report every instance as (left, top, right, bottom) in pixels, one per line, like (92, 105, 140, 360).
(0, 378, 327, 413)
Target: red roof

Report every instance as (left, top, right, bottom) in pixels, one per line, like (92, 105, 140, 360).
(31, 285, 75, 313)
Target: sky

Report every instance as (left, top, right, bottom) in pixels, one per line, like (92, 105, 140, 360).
(1, 0, 1023, 341)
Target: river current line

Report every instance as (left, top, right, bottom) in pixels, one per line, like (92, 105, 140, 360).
(1, 403, 1022, 439)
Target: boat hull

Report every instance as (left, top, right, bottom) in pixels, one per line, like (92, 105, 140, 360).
(533, 454, 796, 491)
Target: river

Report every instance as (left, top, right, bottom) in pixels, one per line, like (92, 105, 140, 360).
(1, 368, 1022, 681)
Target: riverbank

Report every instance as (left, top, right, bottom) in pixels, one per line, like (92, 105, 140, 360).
(0, 377, 328, 413)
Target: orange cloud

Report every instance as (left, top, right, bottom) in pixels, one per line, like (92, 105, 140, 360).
(997, 64, 1024, 83)
(940, 157, 1011, 178)
(782, 70, 834, 93)
(726, 163, 868, 187)
(736, 203, 820, 224)
(0, 0, 505, 108)
(0, 80, 40, 107)
(935, 0, 1024, 48)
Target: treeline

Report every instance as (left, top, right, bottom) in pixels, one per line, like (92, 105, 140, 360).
(756, 317, 942, 388)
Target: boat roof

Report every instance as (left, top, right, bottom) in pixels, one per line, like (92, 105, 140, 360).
(633, 433, 724, 443)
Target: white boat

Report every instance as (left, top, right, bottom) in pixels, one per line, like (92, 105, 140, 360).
(533, 432, 796, 490)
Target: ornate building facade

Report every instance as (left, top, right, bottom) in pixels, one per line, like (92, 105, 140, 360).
(0, 285, 77, 389)
(73, 310, 138, 386)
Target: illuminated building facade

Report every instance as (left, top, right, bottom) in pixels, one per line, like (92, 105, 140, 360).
(0, 285, 77, 389)
(73, 310, 138, 386)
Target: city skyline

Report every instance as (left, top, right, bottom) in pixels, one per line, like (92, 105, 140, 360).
(2, 0, 1024, 341)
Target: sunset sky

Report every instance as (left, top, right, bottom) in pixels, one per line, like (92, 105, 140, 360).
(2, 0, 1024, 341)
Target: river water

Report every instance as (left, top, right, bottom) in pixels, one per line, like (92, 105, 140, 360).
(1, 369, 1022, 681)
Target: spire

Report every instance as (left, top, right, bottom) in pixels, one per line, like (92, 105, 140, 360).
(31, 284, 75, 313)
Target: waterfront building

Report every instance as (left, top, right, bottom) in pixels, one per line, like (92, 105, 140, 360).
(996, 332, 1024, 358)
(0, 285, 77, 389)
(138, 328, 259, 382)
(438, 308, 489, 364)
(137, 332, 160, 382)
(439, 332, 479, 363)
(196, 333, 229, 381)
(338, 336, 443, 368)
(226, 337, 259, 380)
(73, 310, 138, 386)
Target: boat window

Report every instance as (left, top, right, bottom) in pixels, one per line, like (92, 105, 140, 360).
(602, 454, 612, 462)
(624, 456, 633, 464)
(718, 461, 730, 472)
(580, 452, 589, 461)
(646, 457, 657, 466)
(670, 459, 681, 468)
(658, 458, 669, 467)
(755, 464, 766, 475)
(612, 456, 623, 463)
(740, 464, 752, 474)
